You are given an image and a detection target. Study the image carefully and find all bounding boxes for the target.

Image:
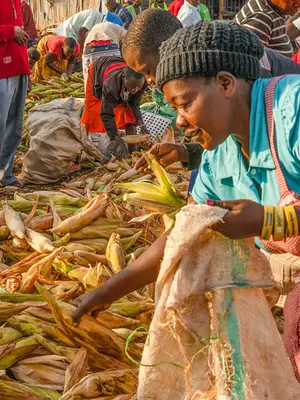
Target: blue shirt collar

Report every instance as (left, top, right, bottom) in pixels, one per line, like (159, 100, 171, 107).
(215, 79, 275, 182)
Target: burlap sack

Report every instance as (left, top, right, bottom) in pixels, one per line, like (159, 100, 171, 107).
(21, 99, 103, 184)
(138, 205, 300, 400)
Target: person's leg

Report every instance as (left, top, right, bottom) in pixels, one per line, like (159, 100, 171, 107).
(0, 75, 28, 186)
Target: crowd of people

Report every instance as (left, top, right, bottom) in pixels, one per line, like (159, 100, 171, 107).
(2, 0, 300, 389)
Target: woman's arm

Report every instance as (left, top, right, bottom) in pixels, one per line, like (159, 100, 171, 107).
(45, 52, 65, 75)
(66, 56, 77, 73)
(72, 231, 169, 322)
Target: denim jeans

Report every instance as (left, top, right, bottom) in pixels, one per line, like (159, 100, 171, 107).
(188, 169, 198, 194)
(0, 74, 28, 186)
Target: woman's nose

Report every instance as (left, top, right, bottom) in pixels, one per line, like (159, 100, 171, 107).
(176, 114, 188, 129)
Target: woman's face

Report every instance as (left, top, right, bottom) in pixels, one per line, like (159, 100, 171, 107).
(163, 73, 239, 150)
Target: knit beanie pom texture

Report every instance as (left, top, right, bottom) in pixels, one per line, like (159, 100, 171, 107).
(156, 21, 265, 90)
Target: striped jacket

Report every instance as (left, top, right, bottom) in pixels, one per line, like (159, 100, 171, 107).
(235, 0, 293, 58)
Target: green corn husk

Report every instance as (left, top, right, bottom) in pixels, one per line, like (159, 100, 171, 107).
(60, 369, 138, 400)
(0, 380, 44, 400)
(69, 226, 138, 240)
(8, 315, 76, 347)
(0, 225, 10, 240)
(29, 386, 61, 400)
(0, 292, 44, 303)
(0, 336, 39, 369)
(68, 239, 108, 253)
(0, 302, 29, 321)
(7, 199, 35, 212)
(117, 152, 186, 215)
(108, 300, 154, 317)
(35, 335, 78, 363)
(23, 192, 86, 208)
(121, 230, 143, 251)
(0, 327, 22, 345)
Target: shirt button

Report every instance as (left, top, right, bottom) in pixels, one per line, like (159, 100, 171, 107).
(251, 169, 257, 175)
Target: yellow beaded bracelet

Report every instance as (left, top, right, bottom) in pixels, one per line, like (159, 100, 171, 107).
(261, 205, 274, 240)
(273, 206, 285, 241)
(284, 205, 299, 238)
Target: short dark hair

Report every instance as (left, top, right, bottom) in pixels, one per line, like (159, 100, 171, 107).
(64, 37, 77, 49)
(28, 47, 40, 61)
(122, 9, 182, 56)
(124, 66, 144, 80)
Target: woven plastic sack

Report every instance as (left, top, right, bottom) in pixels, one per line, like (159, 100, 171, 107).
(141, 89, 177, 126)
(138, 205, 300, 399)
(21, 98, 103, 184)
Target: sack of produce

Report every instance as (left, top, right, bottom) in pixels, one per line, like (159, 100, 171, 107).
(138, 204, 300, 399)
(21, 99, 103, 184)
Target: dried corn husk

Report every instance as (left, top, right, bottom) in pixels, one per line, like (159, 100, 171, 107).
(60, 369, 138, 399)
(106, 233, 125, 274)
(3, 204, 25, 239)
(11, 363, 66, 391)
(25, 228, 54, 253)
(63, 347, 88, 393)
(0, 379, 44, 400)
(52, 195, 109, 235)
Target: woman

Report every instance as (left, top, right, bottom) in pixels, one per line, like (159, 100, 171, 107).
(82, 22, 126, 85)
(33, 36, 80, 83)
(74, 21, 300, 377)
(80, 56, 148, 160)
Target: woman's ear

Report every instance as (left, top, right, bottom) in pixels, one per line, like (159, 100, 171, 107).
(215, 72, 236, 98)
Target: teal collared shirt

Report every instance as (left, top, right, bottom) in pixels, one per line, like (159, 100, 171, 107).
(192, 76, 300, 207)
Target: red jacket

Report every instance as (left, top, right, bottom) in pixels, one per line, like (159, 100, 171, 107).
(0, 0, 30, 79)
(168, 0, 184, 16)
(21, 1, 37, 39)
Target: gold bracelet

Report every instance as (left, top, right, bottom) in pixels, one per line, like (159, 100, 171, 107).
(273, 207, 285, 241)
(261, 205, 274, 240)
(284, 205, 299, 237)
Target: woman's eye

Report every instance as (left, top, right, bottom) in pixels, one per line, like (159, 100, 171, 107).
(178, 103, 190, 110)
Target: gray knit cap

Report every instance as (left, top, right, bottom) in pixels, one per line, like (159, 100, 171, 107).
(156, 21, 264, 90)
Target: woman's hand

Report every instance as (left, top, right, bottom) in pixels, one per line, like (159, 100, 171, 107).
(72, 288, 111, 324)
(207, 199, 264, 239)
(135, 143, 188, 172)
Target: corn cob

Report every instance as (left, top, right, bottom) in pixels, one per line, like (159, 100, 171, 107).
(123, 134, 150, 144)
(25, 227, 54, 253)
(108, 300, 154, 317)
(0, 302, 29, 322)
(0, 327, 22, 345)
(51, 195, 109, 235)
(3, 204, 25, 239)
(63, 348, 88, 393)
(0, 380, 44, 400)
(0, 336, 39, 369)
(11, 363, 66, 391)
(60, 369, 138, 400)
(106, 233, 125, 274)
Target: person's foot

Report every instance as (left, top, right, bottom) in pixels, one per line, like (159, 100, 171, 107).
(0, 180, 24, 189)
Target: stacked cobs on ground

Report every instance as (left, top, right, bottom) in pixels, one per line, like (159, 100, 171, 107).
(0, 153, 190, 399)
